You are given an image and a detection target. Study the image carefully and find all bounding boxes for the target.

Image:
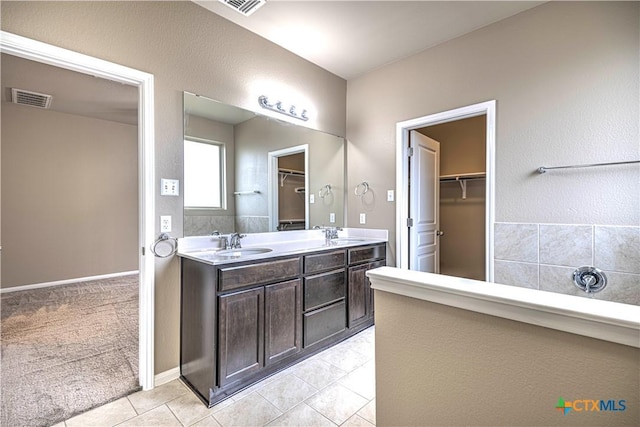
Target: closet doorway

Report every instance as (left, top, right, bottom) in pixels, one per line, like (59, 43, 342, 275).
(396, 101, 496, 281)
(268, 144, 309, 231)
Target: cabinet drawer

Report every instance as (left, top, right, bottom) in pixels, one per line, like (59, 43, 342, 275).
(218, 257, 301, 292)
(304, 250, 346, 274)
(348, 245, 386, 265)
(303, 301, 346, 347)
(304, 269, 345, 311)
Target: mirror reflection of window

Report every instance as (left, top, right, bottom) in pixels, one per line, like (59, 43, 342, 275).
(184, 138, 226, 209)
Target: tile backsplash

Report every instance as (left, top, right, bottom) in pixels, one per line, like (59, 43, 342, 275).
(494, 222, 640, 305)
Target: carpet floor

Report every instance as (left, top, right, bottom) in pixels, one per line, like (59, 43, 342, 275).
(1, 275, 140, 427)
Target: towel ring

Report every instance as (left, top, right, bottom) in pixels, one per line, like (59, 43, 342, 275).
(151, 233, 178, 258)
(354, 181, 369, 197)
(319, 184, 332, 198)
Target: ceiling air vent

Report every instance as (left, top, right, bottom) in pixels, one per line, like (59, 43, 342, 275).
(11, 88, 53, 109)
(218, 0, 266, 17)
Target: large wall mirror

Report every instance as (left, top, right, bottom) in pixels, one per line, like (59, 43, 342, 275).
(183, 92, 345, 236)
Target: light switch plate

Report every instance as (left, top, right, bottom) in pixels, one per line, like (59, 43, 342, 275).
(310, 194, 315, 204)
(329, 213, 335, 223)
(359, 213, 366, 224)
(387, 190, 394, 202)
(161, 179, 179, 196)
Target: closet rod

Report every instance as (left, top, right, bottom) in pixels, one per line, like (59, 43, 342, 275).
(537, 160, 640, 174)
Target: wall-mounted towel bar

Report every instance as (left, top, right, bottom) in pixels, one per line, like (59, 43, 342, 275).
(233, 190, 261, 195)
(537, 160, 640, 174)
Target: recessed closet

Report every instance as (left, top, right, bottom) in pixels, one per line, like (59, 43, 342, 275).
(418, 115, 486, 280)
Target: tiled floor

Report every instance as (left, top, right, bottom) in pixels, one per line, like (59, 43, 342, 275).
(56, 327, 376, 427)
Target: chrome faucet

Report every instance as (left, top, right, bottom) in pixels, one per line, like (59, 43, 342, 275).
(229, 232, 246, 249)
(324, 227, 342, 240)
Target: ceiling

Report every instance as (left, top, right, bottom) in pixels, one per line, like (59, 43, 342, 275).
(194, 0, 544, 79)
(1, 53, 138, 125)
(1, 2, 543, 124)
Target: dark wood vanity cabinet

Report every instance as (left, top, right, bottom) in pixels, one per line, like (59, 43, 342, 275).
(180, 242, 386, 407)
(347, 245, 386, 328)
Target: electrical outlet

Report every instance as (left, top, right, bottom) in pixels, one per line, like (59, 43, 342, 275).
(160, 216, 172, 232)
(387, 190, 394, 202)
(359, 213, 366, 224)
(160, 179, 179, 196)
(329, 213, 335, 223)
(310, 194, 315, 204)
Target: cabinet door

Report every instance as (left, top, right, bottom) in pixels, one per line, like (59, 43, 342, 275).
(348, 264, 370, 328)
(368, 261, 386, 318)
(218, 287, 264, 387)
(265, 279, 302, 366)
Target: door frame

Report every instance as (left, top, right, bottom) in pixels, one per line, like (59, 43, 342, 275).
(268, 144, 309, 231)
(395, 100, 496, 281)
(1, 31, 156, 390)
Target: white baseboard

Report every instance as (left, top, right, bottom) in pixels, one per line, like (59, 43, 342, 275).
(154, 367, 180, 387)
(0, 270, 140, 294)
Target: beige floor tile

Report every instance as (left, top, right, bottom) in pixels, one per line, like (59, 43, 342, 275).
(127, 379, 189, 414)
(266, 402, 336, 427)
(190, 415, 223, 427)
(65, 397, 137, 427)
(210, 396, 236, 413)
(356, 399, 376, 425)
(51, 423, 66, 427)
(213, 392, 282, 427)
(166, 392, 213, 426)
(316, 346, 370, 373)
(291, 358, 347, 389)
(118, 404, 181, 426)
(305, 383, 368, 425)
(257, 374, 317, 412)
(338, 361, 375, 400)
(340, 414, 374, 426)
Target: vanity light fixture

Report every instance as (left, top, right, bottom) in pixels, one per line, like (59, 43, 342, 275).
(258, 95, 309, 121)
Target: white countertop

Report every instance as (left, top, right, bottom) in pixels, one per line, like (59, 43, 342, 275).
(367, 266, 640, 348)
(178, 228, 388, 266)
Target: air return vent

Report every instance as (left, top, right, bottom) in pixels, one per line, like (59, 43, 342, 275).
(11, 88, 53, 109)
(218, 0, 266, 17)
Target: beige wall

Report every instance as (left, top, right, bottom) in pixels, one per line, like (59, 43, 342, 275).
(1, 104, 138, 288)
(420, 116, 486, 280)
(375, 290, 640, 426)
(1, 1, 346, 373)
(347, 1, 640, 266)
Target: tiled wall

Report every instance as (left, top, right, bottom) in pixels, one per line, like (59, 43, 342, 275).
(184, 215, 235, 236)
(494, 222, 640, 305)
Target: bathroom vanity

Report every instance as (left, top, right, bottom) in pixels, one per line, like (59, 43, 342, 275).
(178, 229, 387, 406)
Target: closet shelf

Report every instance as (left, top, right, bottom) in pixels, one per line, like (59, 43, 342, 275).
(440, 172, 486, 200)
(439, 172, 486, 181)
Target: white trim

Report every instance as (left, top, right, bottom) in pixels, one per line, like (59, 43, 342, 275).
(154, 367, 180, 386)
(1, 31, 156, 391)
(268, 144, 310, 232)
(396, 100, 496, 281)
(368, 267, 640, 348)
(0, 271, 139, 294)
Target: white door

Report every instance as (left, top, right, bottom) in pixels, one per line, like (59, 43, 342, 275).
(408, 131, 440, 272)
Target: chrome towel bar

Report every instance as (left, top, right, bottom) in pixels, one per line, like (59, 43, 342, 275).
(537, 160, 640, 174)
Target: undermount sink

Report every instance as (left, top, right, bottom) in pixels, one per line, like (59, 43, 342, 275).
(214, 247, 273, 259)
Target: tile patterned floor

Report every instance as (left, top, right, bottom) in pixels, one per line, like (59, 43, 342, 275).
(56, 327, 376, 427)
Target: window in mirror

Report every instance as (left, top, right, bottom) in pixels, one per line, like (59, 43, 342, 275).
(184, 138, 226, 209)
